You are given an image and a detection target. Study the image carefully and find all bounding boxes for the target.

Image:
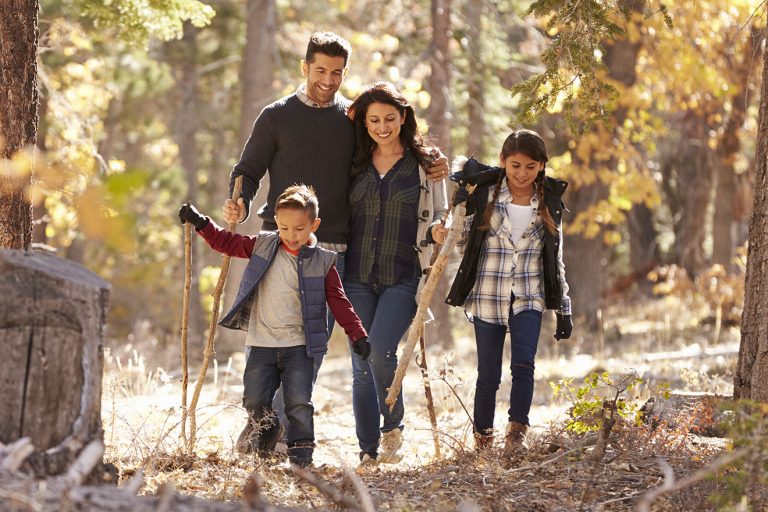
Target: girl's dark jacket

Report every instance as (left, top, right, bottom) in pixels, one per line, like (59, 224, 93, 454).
(445, 161, 569, 312)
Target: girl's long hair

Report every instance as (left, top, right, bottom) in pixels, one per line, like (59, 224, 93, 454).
(479, 129, 558, 235)
(348, 82, 432, 174)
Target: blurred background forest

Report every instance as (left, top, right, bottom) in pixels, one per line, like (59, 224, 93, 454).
(29, 0, 764, 368)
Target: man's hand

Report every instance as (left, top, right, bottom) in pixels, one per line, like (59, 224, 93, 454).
(351, 337, 371, 361)
(425, 148, 449, 182)
(554, 313, 573, 341)
(223, 197, 246, 224)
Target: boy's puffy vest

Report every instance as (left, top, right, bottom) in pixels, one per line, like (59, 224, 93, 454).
(218, 232, 337, 357)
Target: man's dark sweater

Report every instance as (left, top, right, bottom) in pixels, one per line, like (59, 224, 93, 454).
(231, 94, 355, 244)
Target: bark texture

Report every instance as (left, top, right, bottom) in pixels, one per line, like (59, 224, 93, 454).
(0, 0, 38, 250)
(220, 0, 277, 354)
(735, 34, 768, 401)
(0, 249, 110, 475)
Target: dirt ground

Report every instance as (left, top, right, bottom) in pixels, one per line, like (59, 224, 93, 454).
(102, 296, 745, 511)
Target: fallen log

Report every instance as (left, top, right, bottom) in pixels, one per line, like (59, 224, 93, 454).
(641, 391, 731, 437)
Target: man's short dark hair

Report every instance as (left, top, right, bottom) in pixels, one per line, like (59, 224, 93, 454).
(305, 32, 351, 67)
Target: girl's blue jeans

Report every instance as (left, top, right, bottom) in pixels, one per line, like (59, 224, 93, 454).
(472, 309, 543, 434)
(343, 278, 418, 458)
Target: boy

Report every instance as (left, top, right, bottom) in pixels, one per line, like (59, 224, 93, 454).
(179, 184, 370, 468)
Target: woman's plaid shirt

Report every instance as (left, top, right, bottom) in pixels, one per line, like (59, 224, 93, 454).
(462, 182, 572, 326)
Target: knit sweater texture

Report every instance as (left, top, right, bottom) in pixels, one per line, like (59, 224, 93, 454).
(232, 93, 355, 244)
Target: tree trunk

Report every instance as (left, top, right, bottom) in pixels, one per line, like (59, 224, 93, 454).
(673, 112, 714, 277)
(0, 0, 38, 250)
(734, 35, 768, 402)
(464, 0, 484, 158)
(173, 23, 206, 347)
(426, 0, 454, 346)
(219, 0, 277, 355)
(627, 203, 658, 278)
(0, 249, 109, 476)
(713, 28, 757, 267)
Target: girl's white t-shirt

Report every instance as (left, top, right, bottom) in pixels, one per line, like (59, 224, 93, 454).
(504, 202, 536, 244)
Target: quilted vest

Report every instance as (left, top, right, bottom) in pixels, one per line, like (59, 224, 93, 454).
(218, 232, 337, 356)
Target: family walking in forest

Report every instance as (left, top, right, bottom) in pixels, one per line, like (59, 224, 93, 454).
(178, 31, 572, 469)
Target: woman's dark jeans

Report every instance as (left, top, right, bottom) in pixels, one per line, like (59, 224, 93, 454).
(344, 278, 418, 458)
(472, 310, 543, 434)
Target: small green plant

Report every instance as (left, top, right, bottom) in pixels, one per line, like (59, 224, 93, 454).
(551, 371, 658, 434)
(708, 400, 768, 510)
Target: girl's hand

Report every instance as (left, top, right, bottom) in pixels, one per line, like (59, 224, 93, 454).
(179, 202, 209, 231)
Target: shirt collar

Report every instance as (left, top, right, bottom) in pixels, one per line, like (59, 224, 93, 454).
(296, 84, 336, 108)
(497, 181, 539, 206)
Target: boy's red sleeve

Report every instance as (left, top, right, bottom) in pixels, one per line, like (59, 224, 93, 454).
(325, 266, 367, 341)
(197, 220, 257, 258)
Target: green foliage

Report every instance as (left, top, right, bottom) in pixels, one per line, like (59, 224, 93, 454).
(551, 371, 666, 433)
(513, 0, 671, 131)
(709, 400, 768, 510)
(74, 0, 215, 45)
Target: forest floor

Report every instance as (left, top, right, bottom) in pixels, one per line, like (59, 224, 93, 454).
(102, 296, 749, 511)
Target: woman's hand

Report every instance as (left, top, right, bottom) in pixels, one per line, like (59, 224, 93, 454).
(431, 223, 448, 245)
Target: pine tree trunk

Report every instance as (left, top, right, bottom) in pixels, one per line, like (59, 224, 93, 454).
(464, 0, 484, 158)
(734, 35, 768, 402)
(219, 0, 277, 355)
(173, 23, 206, 347)
(426, 0, 454, 345)
(0, 0, 38, 250)
(713, 28, 756, 267)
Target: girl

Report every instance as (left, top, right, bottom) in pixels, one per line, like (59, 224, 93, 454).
(344, 82, 449, 465)
(446, 129, 572, 453)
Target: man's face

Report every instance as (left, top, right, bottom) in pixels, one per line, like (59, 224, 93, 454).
(275, 207, 320, 251)
(301, 53, 347, 105)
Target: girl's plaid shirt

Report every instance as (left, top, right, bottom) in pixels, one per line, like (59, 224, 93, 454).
(461, 183, 572, 326)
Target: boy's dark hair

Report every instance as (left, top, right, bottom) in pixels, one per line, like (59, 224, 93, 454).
(275, 184, 320, 221)
(305, 32, 351, 66)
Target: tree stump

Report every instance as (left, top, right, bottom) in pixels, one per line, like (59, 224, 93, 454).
(0, 249, 110, 476)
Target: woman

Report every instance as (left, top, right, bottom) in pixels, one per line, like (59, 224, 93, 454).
(344, 82, 449, 465)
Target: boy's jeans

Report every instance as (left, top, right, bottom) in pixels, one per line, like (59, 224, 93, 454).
(343, 278, 418, 458)
(472, 310, 542, 434)
(242, 345, 315, 465)
(271, 251, 344, 429)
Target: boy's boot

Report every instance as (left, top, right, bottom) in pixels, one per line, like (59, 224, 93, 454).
(473, 432, 494, 452)
(287, 442, 314, 469)
(503, 421, 529, 455)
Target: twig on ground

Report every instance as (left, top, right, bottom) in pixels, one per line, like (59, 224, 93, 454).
(638, 447, 750, 512)
(341, 465, 376, 512)
(0, 437, 35, 472)
(291, 464, 361, 510)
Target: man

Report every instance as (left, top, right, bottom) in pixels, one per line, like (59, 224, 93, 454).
(223, 31, 448, 454)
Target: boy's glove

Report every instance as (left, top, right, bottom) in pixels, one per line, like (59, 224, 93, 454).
(554, 314, 572, 340)
(351, 337, 371, 361)
(178, 202, 209, 231)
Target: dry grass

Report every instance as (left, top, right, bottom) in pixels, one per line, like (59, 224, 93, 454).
(101, 296, 741, 511)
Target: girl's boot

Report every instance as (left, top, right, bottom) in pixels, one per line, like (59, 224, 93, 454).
(503, 421, 529, 454)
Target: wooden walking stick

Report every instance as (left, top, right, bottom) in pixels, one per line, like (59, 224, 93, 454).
(187, 176, 243, 454)
(179, 221, 192, 446)
(417, 331, 441, 459)
(385, 197, 471, 412)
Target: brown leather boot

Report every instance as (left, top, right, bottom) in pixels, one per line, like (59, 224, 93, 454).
(503, 421, 529, 454)
(473, 432, 494, 451)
